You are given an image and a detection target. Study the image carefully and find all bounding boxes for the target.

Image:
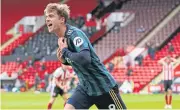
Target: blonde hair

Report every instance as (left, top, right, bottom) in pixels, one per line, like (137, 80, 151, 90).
(44, 3, 70, 22)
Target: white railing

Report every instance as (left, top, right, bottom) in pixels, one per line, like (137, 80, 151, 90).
(14, 16, 45, 34)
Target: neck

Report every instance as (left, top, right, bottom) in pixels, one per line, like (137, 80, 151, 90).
(55, 24, 67, 38)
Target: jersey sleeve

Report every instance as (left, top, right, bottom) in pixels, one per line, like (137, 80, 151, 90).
(61, 55, 70, 65)
(71, 31, 89, 52)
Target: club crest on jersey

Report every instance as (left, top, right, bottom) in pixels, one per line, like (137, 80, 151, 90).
(73, 37, 83, 47)
(67, 30, 73, 35)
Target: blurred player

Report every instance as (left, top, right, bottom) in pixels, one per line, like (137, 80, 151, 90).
(47, 65, 70, 110)
(44, 3, 127, 110)
(159, 56, 179, 109)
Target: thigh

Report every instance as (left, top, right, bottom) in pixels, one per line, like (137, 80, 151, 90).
(56, 87, 65, 96)
(66, 85, 93, 109)
(167, 80, 173, 90)
(51, 86, 60, 97)
(94, 85, 127, 109)
(50, 85, 57, 97)
(164, 80, 168, 92)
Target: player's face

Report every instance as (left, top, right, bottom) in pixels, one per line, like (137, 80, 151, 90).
(45, 10, 64, 33)
(165, 58, 171, 63)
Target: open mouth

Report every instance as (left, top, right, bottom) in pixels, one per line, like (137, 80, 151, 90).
(48, 24, 52, 27)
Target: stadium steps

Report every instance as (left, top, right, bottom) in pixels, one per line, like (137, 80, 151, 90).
(109, 32, 180, 92)
(1, 0, 61, 43)
(0, 34, 21, 51)
(136, 5, 180, 48)
(103, 4, 180, 68)
(141, 57, 180, 93)
(1, 0, 71, 52)
(97, 4, 180, 63)
(1, 0, 97, 55)
(1, 0, 60, 52)
(1, 28, 21, 51)
(1, 28, 14, 46)
(1, 33, 33, 55)
(137, 33, 180, 92)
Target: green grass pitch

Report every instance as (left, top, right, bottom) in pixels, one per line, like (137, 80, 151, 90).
(1, 92, 180, 109)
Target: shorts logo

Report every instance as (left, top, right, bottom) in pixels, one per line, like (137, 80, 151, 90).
(108, 104, 115, 110)
(73, 37, 83, 47)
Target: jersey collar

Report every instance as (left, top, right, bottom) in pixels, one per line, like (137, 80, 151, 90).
(64, 24, 71, 38)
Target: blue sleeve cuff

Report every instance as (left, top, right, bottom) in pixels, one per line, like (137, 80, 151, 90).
(61, 48, 69, 57)
(61, 48, 91, 66)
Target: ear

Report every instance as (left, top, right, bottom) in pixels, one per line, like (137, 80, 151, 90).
(60, 17, 65, 24)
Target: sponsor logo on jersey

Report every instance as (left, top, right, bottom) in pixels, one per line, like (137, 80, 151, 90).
(65, 57, 73, 64)
(73, 37, 83, 47)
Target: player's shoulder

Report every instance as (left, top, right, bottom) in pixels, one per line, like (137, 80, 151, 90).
(53, 67, 63, 76)
(66, 24, 85, 38)
(55, 67, 63, 71)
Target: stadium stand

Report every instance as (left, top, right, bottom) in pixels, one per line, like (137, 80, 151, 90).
(1, 0, 98, 90)
(1, 0, 97, 49)
(1, 35, 13, 45)
(1, 0, 61, 44)
(10, 16, 86, 57)
(150, 11, 180, 47)
(1, 0, 180, 93)
(110, 32, 180, 92)
(1, 33, 33, 55)
(94, 0, 180, 61)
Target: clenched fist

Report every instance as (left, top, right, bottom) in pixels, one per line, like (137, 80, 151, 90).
(58, 37, 68, 50)
(57, 37, 68, 63)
